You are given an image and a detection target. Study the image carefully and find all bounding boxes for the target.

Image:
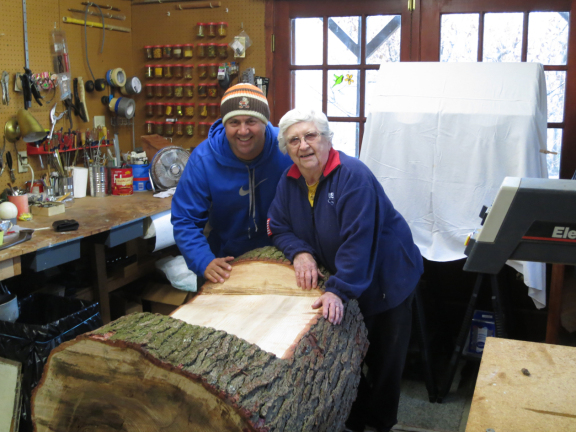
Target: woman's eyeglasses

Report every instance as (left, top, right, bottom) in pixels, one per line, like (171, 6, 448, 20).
(287, 131, 322, 147)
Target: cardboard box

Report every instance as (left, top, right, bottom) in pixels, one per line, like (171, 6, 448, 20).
(141, 282, 195, 316)
(140, 134, 174, 165)
(30, 202, 65, 217)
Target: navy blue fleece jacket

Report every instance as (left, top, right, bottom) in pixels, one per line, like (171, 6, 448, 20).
(267, 149, 423, 317)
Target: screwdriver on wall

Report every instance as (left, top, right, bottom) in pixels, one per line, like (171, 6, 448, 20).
(6, 151, 15, 183)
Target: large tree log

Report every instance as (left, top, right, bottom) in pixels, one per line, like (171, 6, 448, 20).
(32, 247, 369, 432)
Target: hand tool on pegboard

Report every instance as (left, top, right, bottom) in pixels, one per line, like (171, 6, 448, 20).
(6, 151, 16, 183)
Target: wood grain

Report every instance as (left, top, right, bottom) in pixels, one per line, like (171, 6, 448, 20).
(466, 337, 576, 432)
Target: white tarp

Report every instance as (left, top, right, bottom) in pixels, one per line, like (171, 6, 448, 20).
(360, 62, 548, 308)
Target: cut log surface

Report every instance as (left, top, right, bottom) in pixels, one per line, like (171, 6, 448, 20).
(32, 247, 369, 432)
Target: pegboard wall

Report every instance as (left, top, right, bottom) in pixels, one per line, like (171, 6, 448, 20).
(0, 0, 134, 190)
(0, 0, 268, 190)
(131, 0, 268, 149)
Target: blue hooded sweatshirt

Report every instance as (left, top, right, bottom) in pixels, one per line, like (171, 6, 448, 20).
(171, 119, 292, 277)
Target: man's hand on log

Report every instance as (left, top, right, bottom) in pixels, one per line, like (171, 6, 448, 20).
(204, 257, 234, 283)
(293, 252, 324, 290)
(312, 292, 344, 325)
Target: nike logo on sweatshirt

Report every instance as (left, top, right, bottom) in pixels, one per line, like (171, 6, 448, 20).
(239, 178, 268, 196)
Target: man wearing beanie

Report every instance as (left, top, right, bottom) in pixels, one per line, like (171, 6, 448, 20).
(172, 83, 292, 283)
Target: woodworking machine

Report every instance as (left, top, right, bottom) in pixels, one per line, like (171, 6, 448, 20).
(464, 177, 576, 274)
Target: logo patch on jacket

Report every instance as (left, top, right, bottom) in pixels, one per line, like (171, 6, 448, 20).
(239, 97, 249, 109)
(267, 218, 272, 236)
(328, 192, 335, 205)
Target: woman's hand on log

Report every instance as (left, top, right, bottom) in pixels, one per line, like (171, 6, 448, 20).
(312, 292, 344, 325)
(293, 252, 324, 290)
(204, 257, 234, 283)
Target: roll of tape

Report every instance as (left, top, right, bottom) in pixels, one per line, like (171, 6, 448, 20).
(120, 76, 142, 96)
(109, 97, 136, 119)
(106, 68, 127, 87)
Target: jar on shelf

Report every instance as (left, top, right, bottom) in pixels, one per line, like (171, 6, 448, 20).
(184, 103, 195, 117)
(184, 121, 195, 137)
(184, 83, 194, 98)
(183, 64, 194, 79)
(165, 121, 174, 136)
(207, 122, 215, 131)
(207, 43, 217, 58)
(197, 43, 207, 58)
(163, 45, 173, 59)
(175, 121, 184, 136)
(217, 44, 228, 59)
(146, 102, 155, 117)
(154, 64, 163, 78)
(166, 103, 175, 116)
(144, 45, 153, 60)
(144, 65, 154, 79)
(208, 63, 219, 79)
(174, 103, 184, 117)
(198, 103, 208, 118)
(197, 22, 206, 38)
(145, 84, 154, 98)
(198, 83, 207, 98)
(208, 103, 219, 118)
(155, 102, 165, 117)
(163, 64, 173, 79)
(152, 45, 163, 59)
(154, 121, 164, 135)
(183, 44, 194, 58)
(145, 120, 154, 134)
(173, 44, 183, 59)
(198, 121, 208, 137)
(207, 22, 217, 38)
(164, 83, 173, 98)
(197, 64, 208, 79)
(153, 84, 164, 97)
(207, 83, 218, 98)
(174, 84, 184, 98)
(173, 64, 183, 79)
(217, 22, 228, 37)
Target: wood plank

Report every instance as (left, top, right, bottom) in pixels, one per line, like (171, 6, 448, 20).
(0, 257, 21, 281)
(171, 294, 322, 359)
(465, 337, 576, 432)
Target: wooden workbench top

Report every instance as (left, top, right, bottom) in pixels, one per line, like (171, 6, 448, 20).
(465, 337, 576, 432)
(0, 192, 172, 261)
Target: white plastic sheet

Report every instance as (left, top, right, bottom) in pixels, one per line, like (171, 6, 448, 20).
(361, 62, 548, 308)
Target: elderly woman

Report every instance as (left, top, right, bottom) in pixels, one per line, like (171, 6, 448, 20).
(267, 109, 423, 432)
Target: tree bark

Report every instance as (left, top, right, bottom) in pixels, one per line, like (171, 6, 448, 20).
(32, 247, 369, 432)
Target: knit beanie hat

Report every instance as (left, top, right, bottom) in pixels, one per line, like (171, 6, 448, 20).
(220, 83, 270, 125)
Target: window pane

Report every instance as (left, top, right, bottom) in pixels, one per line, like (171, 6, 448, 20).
(294, 70, 323, 112)
(365, 69, 380, 116)
(330, 122, 359, 157)
(440, 14, 479, 62)
(366, 15, 401, 65)
(547, 128, 562, 179)
(328, 17, 360, 65)
(483, 13, 523, 62)
(527, 12, 570, 65)
(327, 69, 359, 117)
(294, 18, 323, 65)
(545, 71, 566, 123)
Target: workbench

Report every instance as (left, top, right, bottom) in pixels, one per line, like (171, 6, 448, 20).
(466, 337, 576, 431)
(0, 192, 172, 323)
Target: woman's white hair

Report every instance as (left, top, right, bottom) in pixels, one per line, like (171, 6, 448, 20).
(277, 109, 334, 154)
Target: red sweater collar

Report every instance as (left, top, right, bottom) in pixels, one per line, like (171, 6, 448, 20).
(287, 148, 341, 179)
